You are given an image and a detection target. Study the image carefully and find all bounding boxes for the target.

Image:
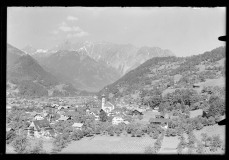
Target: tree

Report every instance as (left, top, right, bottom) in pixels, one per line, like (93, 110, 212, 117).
(27, 139, 46, 154)
(144, 146, 155, 154)
(107, 126, 115, 136)
(201, 133, 208, 147)
(177, 143, 183, 154)
(205, 137, 212, 147)
(196, 141, 205, 154)
(12, 135, 29, 153)
(171, 129, 177, 137)
(153, 131, 159, 139)
(6, 130, 17, 144)
(196, 122, 204, 130)
(210, 135, 223, 152)
(136, 129, 143, 137)
(99, 109, 108, 122)
(207, 116, 216, 126)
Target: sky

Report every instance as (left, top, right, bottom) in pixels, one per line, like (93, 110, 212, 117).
(7, 7, 226, 57)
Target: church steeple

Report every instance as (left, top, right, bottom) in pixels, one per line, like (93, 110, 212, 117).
(101, 94, 106, 110)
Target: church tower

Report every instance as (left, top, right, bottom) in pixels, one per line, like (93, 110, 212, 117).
(101, 94, 106, 110)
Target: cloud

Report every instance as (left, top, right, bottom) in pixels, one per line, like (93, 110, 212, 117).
(67, 16, 79, 21)
(56, 21, 89, 37)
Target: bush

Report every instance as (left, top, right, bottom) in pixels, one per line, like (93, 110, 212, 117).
(171, 129, 177, 136)
(196, 141, 205, 154)
(207, 116, 216, 126)
(12, 135, 29, 153)
(26, 140, 46, 154)
(201, 117, 209, 126)
(136, 129, 143, 137)
(6, 130, 17, 144)
(153, 131, 159, 139)
(165, 128, 172, 137)
(177, 143, 183, 154)
(144, 146, 155, 154)
(196, 122, 204, 130)
(210, 135, 223, 152)
(71, 130, 84, 141)
(52, 134, 71, 152)
(201, 133, 208, 147)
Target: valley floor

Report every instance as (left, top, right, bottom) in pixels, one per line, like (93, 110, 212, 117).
(61, 124, 225, 154)
(61, 134, 156, 154)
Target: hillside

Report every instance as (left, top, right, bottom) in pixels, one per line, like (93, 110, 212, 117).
(26, 41, 174, 92)
(33, 50, 121, 92)
(50, 41, 175, 75)
(7, 44, 80, 97)
(98, 46, 225, 99)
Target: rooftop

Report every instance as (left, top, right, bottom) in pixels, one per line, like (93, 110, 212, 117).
(72, 123, 84, 128)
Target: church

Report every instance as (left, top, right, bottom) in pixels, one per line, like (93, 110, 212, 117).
(101, 94, 115, 113)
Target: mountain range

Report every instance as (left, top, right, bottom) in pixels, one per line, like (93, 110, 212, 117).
(98, 46, 225, 99)
(21, 40, 175, 92)
(7, 44, 79, 97)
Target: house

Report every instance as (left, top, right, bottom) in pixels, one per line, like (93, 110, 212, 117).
(58, 106, 65, 110)
(72, 123, 84, 130)
(58, 115, 70, 121)
(151, 112, 163, 119)
(132, 109, 143, 116)
(34, 114, 44, 120)
(150, 118, 169, 125)
(189, 109, 203, 118)
(94, 115, 100, 121)
(112, 116, 124, 125)
(27, 118, 55, 138)
(152, 107, 159, 112)
(123, 120, 130, 125)
(193, 83, 201, 88)
(6, 105, 12, 111)
(101, 94, 115, 113)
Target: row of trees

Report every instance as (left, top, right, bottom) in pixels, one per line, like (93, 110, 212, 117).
(177, 131, 224, 154)
(11, 134, 46, 153)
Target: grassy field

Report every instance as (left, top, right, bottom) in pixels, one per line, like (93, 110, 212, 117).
(158, 136, 179, 154)
(61, 135, 156, 154)
(193, 124, 225, 142)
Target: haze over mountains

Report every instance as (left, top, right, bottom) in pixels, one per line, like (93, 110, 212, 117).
(21, 40, 175, 92)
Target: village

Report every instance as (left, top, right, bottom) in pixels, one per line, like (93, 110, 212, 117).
(6, 85, 225, 154)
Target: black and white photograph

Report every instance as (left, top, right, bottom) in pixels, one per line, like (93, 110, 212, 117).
(6, 7, 225, 154)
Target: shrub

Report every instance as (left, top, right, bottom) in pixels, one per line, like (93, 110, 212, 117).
(201, 133, 208, 147)
(6, 130, 17, 144)
(153, 131, 159, 139)
(171, 129, 177, 136)
(26, 139, 45, 154)
(12, 135, 29, 153)
(136, 129, 143, 137)
(205, 137, 212, 147)
(165, 128, 172, 137)
(144, 146, 154, 154)
(71, 130, 84, 141)
(196, 141, 205, 154)
(201, 117, 209, 126)
(177, 143, 183, 154)
(196, 122, 204, 130)
(207, 116, 216, 126)
(210, 135, 223, 152)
